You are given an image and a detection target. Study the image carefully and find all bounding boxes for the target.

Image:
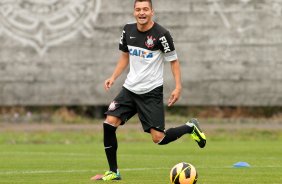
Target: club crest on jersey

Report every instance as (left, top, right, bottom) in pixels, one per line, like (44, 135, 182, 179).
(145, 36, 156, 49)
(108, 101, 118, 111)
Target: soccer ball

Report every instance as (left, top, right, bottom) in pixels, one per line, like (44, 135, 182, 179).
(170, 162, 198, 184)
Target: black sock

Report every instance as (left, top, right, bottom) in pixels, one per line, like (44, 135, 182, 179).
(158, 124, 193, 145)
(103, 122, 118, 173)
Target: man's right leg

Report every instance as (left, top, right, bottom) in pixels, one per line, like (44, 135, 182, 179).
(104, 116, 121, 174)
(91, 115, 122, 181)
(91, 87, 136, 180)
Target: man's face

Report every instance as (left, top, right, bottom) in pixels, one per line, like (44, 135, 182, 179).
(134, 1, 154, 25)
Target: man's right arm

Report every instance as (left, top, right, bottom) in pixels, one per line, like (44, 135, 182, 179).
(104, 52, 129, 91)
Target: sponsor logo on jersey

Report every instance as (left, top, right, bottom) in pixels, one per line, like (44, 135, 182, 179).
(129, 48, 153, 58)
(120, 30, 125, 44)
(159, 36, 171, 53)
(145, 35, 156, 48)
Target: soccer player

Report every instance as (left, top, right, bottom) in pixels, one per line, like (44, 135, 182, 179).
(91, 0, 206, 181)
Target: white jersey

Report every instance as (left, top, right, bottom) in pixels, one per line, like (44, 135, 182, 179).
(119, 22, 178, 94)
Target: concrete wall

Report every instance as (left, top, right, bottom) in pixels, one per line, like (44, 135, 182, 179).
(0, 0, 281, 106)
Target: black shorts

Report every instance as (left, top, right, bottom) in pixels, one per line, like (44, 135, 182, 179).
(105, 86, 165, 133)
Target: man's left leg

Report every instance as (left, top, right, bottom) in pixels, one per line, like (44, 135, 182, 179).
(150, 125, 192, 144)
(136, 86, 206, 148)
(151, 119, 206, 148)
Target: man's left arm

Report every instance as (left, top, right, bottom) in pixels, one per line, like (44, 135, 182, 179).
(168, 59, 182, 107)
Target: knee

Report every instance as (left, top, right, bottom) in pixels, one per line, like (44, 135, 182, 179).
(105, 116, 122, 127)
(152, 136, 164, 144)
(150, 129, 165, 144)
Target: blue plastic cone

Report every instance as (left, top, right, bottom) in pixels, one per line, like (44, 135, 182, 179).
(233, 162, 250, 168)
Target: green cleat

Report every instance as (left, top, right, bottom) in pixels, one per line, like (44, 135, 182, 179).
(186, 118, 206, 148)
(91, 171, 121, 181)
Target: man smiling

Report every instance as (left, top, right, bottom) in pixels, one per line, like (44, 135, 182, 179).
(91, 0, 206, 181)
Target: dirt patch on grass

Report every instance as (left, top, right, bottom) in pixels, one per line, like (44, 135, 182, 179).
(1, 118, 281, 133)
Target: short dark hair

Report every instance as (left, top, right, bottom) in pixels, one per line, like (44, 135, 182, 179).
(134, 0, 153, 9)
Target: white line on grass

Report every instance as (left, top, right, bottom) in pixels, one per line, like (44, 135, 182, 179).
(0, 166, 282, 175)
(0, 170, 93, 175)
(0, 152, 93, 157)
(0, 168, 167, 175)
(0, 152, 278, 161)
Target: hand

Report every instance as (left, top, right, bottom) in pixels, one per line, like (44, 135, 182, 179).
(104, 78, 115, 91)
(168, 88, 181, 107)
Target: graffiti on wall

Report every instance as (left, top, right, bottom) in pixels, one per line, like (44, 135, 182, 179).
(0, 0, 101, 56)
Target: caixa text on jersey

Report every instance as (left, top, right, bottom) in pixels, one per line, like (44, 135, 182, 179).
(129, 49, 153, 58)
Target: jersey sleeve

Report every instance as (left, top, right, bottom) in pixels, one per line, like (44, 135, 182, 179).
(159, 31, 178, 62)
(119, 25, 129, 52)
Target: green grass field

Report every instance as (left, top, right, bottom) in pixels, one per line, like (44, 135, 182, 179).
(0, 120, 281, 184)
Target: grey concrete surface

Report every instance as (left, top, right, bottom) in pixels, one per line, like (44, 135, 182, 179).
(0, 0, 281, 106)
